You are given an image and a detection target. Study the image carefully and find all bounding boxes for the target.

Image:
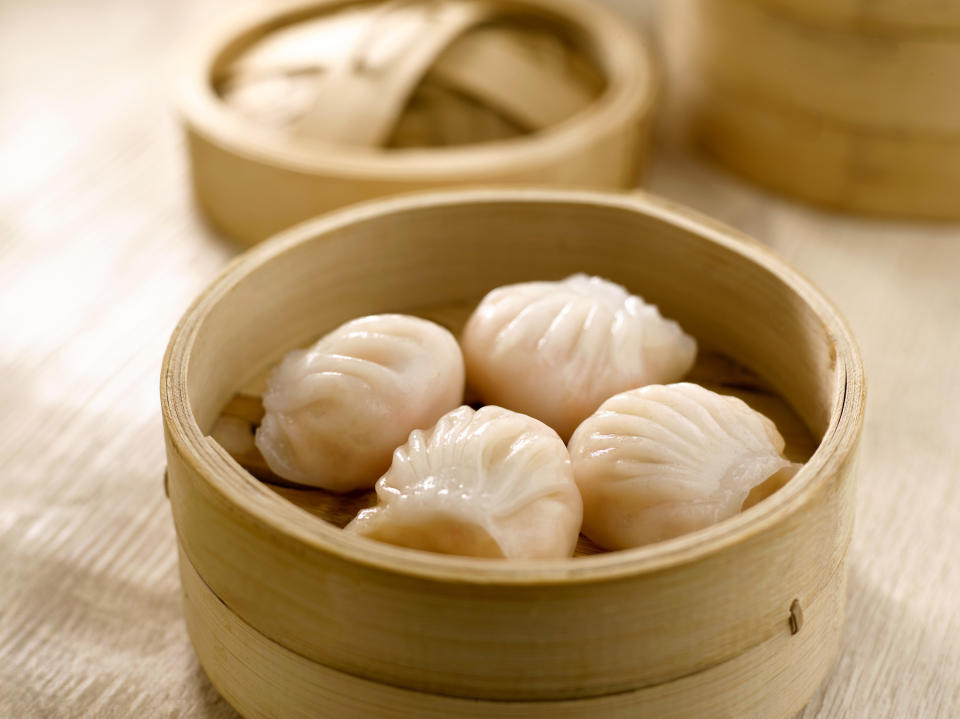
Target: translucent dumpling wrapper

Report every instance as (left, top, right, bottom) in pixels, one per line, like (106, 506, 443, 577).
(345, 405, 583, 559)
(568, 383, 802, 550)
(460, 274, 697, 440)
(255, 314, 464, 492)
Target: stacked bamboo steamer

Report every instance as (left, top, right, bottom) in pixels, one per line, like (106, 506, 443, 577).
(179, 0, 657, 244)
(662, 0, 960, 219)
(162, 189, 865, 719)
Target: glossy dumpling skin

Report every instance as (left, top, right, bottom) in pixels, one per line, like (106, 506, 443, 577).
(254, 314, 464, 492)
(460, 274, 697, 440)
(568, 383, 801, 550)
(345, 405, 583, 559)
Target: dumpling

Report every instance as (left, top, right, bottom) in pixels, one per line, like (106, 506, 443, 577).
(254, 314, 464, 492)
(460, 274, 697, 440)
(567, 383, 801, 550)
(345, 405, 583, 559)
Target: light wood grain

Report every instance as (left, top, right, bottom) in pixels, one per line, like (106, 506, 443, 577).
(1, 0, 959, 717)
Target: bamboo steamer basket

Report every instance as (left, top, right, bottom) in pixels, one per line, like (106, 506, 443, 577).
(663, 0, 960, 219)
(178, 0, 657, 245)
(161, 188, 865, 718)
(686, 83, 960, 219)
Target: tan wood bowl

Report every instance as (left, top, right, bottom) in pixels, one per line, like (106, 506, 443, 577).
(177, 0, 657, 245)
(663, 0, 960, 219)
(161, 188, 865, 718)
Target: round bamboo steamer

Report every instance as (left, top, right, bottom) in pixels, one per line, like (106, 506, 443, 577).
(686, 82, 960, 219)
(161, 188, 865, 718)
(177, 0, 657, 245)
(675, 0, 960, 134)
(663, 0, 960, 219)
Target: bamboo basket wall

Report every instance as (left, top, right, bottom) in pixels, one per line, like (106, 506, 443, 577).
(161, 188, 865, 719)
(178, 0, 657, 245)
(662, 0, 960, 219)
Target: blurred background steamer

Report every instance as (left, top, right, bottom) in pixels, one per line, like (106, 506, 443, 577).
(179, 0, 657, 244)
(661, 0, 960, 219)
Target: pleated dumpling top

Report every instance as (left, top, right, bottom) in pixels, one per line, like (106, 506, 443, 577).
(461, 274, 697, 440)
(346, 405, 582, 559)
(255, 314, 464, 492)
(568, 383, 801, 550)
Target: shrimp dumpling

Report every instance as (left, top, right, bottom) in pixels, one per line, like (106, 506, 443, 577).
(345, 405, 583, 559)
(254, 314, 464, 492)
(568, 383, 801, 550)
(461, 274, 697, 440)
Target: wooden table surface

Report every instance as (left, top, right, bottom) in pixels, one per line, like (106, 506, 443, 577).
(1, 0, 957, 716)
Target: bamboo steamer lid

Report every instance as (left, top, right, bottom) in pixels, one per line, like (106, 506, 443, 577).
(686, 82, 960, 219)
(161, 188, 866, 718)
(662, 0, 960, 219)
(178, 0, 657, 244)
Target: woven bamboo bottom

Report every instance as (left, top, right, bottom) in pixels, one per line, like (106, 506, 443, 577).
(180, 544, 845, 719)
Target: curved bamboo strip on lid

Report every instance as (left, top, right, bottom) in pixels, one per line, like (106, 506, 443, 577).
(178, 0, 657, 244)
(161, 189, 865, 716)
(280, 1, 498, 146)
